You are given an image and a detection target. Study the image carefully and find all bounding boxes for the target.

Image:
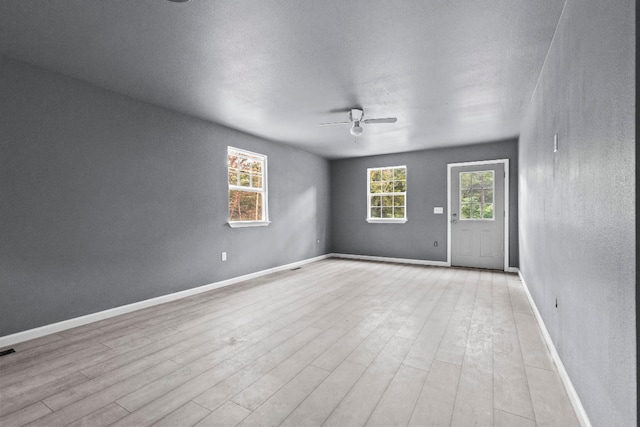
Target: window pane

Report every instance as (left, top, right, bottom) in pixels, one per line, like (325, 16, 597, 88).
(238, 158, 251, 172)
(256, 193, 263, 219)
(393, 195, 405, 207)
(471, 189, 481, 203)
(461, 203, 471, 219)
(381, 169, 394, 181)
(239, 172, 250, 187)
(252, 175, 262, 188)
(370, 182, 382, 193)
(228, 170, 238, 185)
(471, 172, 482, 188)
(228, 155, 238, 169)
(483, 204, 494, 219)
(370, 207, 381, 218)
(382, 181, 394, 193)
(483, 189, 493, 203)
(382, 206, 393, 218)
(370, 170, 381, 182)
(394, 167, 406, 180)
(461, 172, 471, 189)
(229, 190, 263, 221)
(393, 180, 406, 192)
(252, 162, 262, 174)
(394, 207, 405, 218)
(382, 195, 393, 207)
(371, 196, 381, 207)
(471, 203, 481, 219)
(483, 171, 493, 186)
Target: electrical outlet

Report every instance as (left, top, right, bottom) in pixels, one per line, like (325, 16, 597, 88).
(221, 252, 227, 261)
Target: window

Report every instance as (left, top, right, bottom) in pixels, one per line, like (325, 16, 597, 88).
(367, 166, 407, 223)
(459, 170, 494, 220)
(227, 147, 269, 227)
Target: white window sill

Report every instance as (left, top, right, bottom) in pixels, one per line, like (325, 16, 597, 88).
(366, 218, 408, 224)
(228, 221, 271, 228)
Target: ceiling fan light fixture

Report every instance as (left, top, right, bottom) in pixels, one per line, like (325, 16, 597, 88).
(350, 122, 363, 136)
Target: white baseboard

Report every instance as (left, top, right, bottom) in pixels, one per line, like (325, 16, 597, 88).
(331, 253, 522, 273)
(0, 254, 331, 348)
(330, 253, 449, 267)
(517, 270, 592, 427)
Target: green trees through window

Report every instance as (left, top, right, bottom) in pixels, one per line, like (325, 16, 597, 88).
(368, 166, 407, 220)
(460, 170, 494, 220)
(228, 147, 267, 222)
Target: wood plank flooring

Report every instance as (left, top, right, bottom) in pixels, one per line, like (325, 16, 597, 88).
(0, 259, 580, 426)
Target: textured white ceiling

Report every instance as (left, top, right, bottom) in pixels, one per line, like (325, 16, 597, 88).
(0, 0, 565, 158)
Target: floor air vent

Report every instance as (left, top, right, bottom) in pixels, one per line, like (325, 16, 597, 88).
(0, 348, 16, 357)
(290, 267, 302, 271)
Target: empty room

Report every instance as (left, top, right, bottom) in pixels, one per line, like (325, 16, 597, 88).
(0, 1, 636, 426)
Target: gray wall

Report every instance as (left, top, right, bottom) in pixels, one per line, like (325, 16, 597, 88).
(518, 0, 636, 425)
(330, 140, 518, 266)
(0, 57, 331, 337)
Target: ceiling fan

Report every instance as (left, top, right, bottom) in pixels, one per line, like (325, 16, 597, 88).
(318, 108, 397, 137)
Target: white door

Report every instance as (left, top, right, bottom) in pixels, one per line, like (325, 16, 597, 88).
(450, 162, 505, 270)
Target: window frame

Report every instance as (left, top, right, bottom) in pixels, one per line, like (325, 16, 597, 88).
(459, 170, 495, 221)
(366, 165, 408, 224)
(227, 146, 270, 228)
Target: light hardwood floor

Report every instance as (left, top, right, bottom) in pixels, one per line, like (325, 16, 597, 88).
(0, 259, 580, 426)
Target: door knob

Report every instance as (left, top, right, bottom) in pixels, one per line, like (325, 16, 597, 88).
(451, 213, 457, 224)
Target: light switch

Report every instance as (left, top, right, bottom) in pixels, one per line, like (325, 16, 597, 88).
(434, 207, 444, 214)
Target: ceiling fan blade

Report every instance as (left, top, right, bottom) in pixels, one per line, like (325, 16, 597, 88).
(363, 117, 397, 124)
(317, 121, 352, 126)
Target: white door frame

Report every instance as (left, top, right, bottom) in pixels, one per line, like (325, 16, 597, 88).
(447, 159, 510, 271)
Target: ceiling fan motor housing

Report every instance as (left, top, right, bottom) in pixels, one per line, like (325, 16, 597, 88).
(349, 108, 364, 122)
